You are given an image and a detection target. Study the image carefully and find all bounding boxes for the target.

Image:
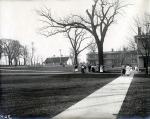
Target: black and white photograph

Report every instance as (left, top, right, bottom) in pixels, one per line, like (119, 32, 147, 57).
(0, 0, 150, 119)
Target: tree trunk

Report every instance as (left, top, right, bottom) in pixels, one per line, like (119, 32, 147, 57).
(97, 42, 104, 72)
(24, 58, 26, 65)
(18, 60, 21, 66)
(14, 58, 18, 66)
(8, 56, 12, 66)
(9, 60, 11, 66)
(74, 53, 79, 67)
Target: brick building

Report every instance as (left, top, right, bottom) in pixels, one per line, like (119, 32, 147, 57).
(87, 50, 138, 69)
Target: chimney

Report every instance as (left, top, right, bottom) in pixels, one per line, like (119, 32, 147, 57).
(138, 27, 141, 35)
(111, 48, 114, 52)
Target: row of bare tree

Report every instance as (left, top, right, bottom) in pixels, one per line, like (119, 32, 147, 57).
(0, 39, 29, 66)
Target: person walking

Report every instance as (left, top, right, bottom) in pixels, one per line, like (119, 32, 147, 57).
(121, 65, 126, 76)
(125, 65, 131, 76)
(88, 64, 91, 72)
(74, 65, 78, 72)
(81, 64, 86, 74)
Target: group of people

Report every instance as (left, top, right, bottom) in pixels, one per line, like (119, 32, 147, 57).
(74, 64, 101, 74)
(121, 65, 133, 76)
(74, 64, 87, 73)
(81, 64, 100, 73)
(74, 64, 135, 75)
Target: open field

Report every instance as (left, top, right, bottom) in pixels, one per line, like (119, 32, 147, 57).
(0, 72, 119, 119)
(1, 66, 150, 119)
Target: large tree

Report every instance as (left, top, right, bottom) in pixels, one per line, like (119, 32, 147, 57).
(1, 39, 22, 66)
(1, 39, 14, 65)
(38, 0, 125, 71)
(21, 45, 29, 66)
(12, 40, 22, 66)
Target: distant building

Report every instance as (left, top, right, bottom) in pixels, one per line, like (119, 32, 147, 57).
(44, 56, 69, 66)
(87, 50, 138, 68)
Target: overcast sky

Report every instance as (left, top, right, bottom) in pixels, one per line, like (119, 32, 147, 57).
(0, 0, 150, 62)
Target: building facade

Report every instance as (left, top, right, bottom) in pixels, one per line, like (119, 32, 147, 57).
(87, 50, 138, 68)
(45, 56, 69, 66)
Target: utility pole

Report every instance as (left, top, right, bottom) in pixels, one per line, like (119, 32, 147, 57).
(59, 49, 62, 65)
(31, 42, 34, 66)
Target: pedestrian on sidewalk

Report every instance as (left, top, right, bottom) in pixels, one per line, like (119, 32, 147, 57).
(121, 65, 126, 76)
(125, 65, 131, 76)
(88, 64, 91, 72)
(74, 65, 78, 72)
(81, 64, 86, 74)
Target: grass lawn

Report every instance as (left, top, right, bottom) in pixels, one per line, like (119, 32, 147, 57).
(0, 73, 119, 118)
(117, 74, 150, 119)
(0, 65, 73, 72)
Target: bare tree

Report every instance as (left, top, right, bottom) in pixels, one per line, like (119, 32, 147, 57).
(66, 28, 92, 67)
(88, 40, 97, 53)
(38, 0, 125, 71)
(127, 36, 137, 51)
(1, 39, 22, 66)
(12, 40, 22, 66)
(135, 35, 150, 75)
(22, 45, 29, 65)
(1, 39, 14, 65)
(133, 15, 150, 75)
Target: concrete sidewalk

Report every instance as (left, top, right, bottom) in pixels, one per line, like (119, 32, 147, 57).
(52, 75, 133, 119)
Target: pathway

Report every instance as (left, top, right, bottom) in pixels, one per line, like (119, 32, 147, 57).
(52, 75, 133, 119)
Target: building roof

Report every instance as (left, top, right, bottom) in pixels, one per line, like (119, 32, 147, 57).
(45, 57, 69, 64)
(87, 50, 137, 55)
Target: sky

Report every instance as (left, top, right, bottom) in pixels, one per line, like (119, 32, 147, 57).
(0, 0, 150, 63)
